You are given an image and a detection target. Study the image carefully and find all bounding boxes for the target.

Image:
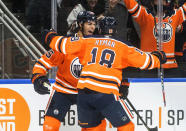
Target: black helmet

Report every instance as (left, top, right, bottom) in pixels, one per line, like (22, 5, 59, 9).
(98, 16, 117, 35)
(77, 11, 96, 24)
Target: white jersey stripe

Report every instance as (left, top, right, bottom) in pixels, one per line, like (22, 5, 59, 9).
(146, 52, 175, 56)
(149, 54, 155, 70)
(53, 84, 78, 94)
(180, 7, 185, 21)
(166, 61, 176, 64)
(81, 71, 121, 84)
(34, 64, 47, 71)
(165, 53, 175, 56)
(133, 6, 141, 18)
(55, 36, 63, 52)
(56, 77, 76, 89)
(62, 38, 67, 54)
(78, 79, 119, 91)
(140, 53, 149, 69)
(128, 3, 138, 12)
(40, 58, 52, 68)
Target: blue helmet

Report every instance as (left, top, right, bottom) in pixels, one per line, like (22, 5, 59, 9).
(98, 16, 117, 35)
(77, 11, 96, 24)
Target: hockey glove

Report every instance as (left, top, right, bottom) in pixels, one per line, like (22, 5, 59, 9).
(119, 80, 129, 99)
(151, 51, 167, 64)
(41, 29, 58, 50)
(31, 74, 51, 95)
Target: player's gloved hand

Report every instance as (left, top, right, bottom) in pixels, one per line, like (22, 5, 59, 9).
(151, 51, 167, 64)
(119, 79, 129, 99)
(31, 74, 51, 95)
(183, 49, 186, 62)
(41, 29, 58, 50)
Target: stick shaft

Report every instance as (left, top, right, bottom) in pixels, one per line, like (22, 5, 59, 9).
(153, 1, 167, 107)
(160, 69, 166, 107)
(125, 98, 150, 131)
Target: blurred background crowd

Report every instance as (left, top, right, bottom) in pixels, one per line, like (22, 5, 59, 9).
(0, 0, 185, 79)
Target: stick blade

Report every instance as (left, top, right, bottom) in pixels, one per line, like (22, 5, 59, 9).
(150, 127, 158, 131)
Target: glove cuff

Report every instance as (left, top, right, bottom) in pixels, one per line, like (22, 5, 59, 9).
(41, 29, 58, 50)
(151, 51, 167, 64)
(45, 31, 58, 44)
(31, 73, 45, 83)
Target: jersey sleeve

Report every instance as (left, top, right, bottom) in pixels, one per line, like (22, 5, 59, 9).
(176, 3, 186, 26)
(49, 36, 85, 60)
(182, 2, 186, 14)
(125, 46, 160, 69)
(123, 0, 150, 24)
(32, 49, 64, 75)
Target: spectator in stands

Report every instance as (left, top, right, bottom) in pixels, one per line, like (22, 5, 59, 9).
(57, 0, 80, 35)
(67, 0, 105, 34)
(103, 0, 129, 41)
(123, 0, 186, 77)
(25, 0, 51, 33)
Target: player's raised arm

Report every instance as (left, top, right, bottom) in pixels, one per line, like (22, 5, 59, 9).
(41, 29, 67, 53)
(42, 29, 84, 57)
(123, 0, 148, 23)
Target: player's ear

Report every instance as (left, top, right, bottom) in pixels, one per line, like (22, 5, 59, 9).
(79, 23, 83, 29)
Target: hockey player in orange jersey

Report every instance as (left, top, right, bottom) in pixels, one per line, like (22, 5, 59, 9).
(42, 16, 166, 131)
(31, 11, 106, 131)
(123, 0, 186, 71)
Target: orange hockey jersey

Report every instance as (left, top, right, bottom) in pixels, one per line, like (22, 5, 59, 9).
(123, 0, 186, 68)
(48, 35, 161, 95)
(32, 49, 82, 94)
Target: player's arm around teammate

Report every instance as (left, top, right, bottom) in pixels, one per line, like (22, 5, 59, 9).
(32, 11, 107, 131)
(42, 17, 166, 131)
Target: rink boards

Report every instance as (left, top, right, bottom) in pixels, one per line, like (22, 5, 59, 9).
(0, 78, 186, 131)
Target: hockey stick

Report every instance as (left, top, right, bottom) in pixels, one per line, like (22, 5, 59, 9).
(157, 0, 166, 107)
(152, 0, 167, 107)
(125, 98, 158, 131)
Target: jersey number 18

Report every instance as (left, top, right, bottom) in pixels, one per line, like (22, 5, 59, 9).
(88, 47, 115, 68)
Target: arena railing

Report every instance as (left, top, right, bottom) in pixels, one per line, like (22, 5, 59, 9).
(0, 0, 47, 78)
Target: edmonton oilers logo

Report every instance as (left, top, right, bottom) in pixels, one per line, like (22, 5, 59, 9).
(153, 22, 173, 43)
(70, 57, 82, 79)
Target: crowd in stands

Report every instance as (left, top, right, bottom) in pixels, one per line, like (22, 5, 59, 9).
(6, 0, 186, 78)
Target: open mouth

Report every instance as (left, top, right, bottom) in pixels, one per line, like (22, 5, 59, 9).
(88, 30, 93, 33)
(86, 30, 93, 35)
